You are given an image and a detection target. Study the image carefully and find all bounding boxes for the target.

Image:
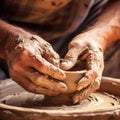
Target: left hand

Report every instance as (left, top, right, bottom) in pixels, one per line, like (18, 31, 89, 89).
(4, 27, 67, 96)
(60, 33, 104, 104)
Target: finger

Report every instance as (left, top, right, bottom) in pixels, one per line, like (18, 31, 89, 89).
(12, 65, 67, 93)
(76, 46, 103, 91)
(27, 71, 67, 93)
(12, 50, 65, 80)
(73, 77, 101, 104)
(33, 35, 60, 67)
(41, 42, 60, 67)
(28, 54, 66, 80)
(60, 47, 87, 70)
(10, 60, 67, 94)
(11, 73, 60, 96)
(86, 45, 103, 72)
(77, 70, 98, 91)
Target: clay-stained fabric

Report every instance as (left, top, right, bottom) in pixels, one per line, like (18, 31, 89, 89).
(0, 0, 95, 40)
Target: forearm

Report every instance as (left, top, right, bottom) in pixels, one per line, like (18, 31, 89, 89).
(0, 20, 27, 59)
(83, 1, 120, 51)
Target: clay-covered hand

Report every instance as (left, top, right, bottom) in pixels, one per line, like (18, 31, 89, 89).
(5, 28, 67, 96)
(60, 33, 104, 104)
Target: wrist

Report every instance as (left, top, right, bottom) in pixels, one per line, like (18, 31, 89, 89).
(74, 30, 105, 53)
(87, 1, 120, 51)
(89, 25, 120, 51)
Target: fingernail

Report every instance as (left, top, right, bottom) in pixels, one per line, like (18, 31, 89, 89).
(61, 61, 67, 66)
(60, 70, 66, 79)
(55, 69, 66, 80)
(60, 62, 70, 70)
(73, 97, 79, 104)
(77, 85, 84, 91)
(60, 62, 67, 69)
(59, 82, 68, 92)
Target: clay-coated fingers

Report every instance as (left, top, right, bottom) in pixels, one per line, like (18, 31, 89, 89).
(77, 70, 98, 91)
(33, 35, 60, 67)
(42, 42, 60, 67)
(76, 45, 103, 91)
(27, 71, 67, 93)
(11, 73, 60, 96)
(73, 77, 101, 104)
(86, 45, 104, 72)
(60, 47, 87, 70)
(29, 54, 66, 80)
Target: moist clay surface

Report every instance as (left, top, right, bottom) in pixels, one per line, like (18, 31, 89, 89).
(1, 91, 120, 112)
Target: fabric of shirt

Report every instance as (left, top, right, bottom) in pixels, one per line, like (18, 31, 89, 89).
(0, 0, 108, 40)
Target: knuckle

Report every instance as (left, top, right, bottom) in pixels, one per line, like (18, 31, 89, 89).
(42, 42, 52, 50)
(10, 75, 17, 82)
(19, 50, 29, 60)
(94, 78, 101, 89)
(85, 70, 98, 79)
(26, 84, 35, 93)
(46, 42, 52, 47)
(85, 41, 92, 47)
(39, 64, 48, 73)
(10, 62, 16, 70)
(10, 62, 20, 72)
(92, 70, 99, 78)
(69, 42, 82, 49)
(69, 42, 77, 47)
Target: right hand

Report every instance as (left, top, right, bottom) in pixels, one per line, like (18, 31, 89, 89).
(60, 33, 104, 103)
(5, 28, 67, 96)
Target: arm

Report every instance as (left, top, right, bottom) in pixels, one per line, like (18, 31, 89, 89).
(0, 20, 18, 59)
(79, 1, 120, 51)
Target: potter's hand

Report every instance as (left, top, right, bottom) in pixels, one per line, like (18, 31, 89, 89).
(60, 34, 104, 104)
(4, 28, 67, 96)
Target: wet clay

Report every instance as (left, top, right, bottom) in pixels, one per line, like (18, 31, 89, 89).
(0, 88, 120, 111)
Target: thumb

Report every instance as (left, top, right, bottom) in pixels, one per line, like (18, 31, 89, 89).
(60, 47, 79, 70)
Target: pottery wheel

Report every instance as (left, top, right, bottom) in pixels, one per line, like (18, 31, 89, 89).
(0, 79, 120, 112)
(1, 91, 120, 112)
(0, 78, 120, 120)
